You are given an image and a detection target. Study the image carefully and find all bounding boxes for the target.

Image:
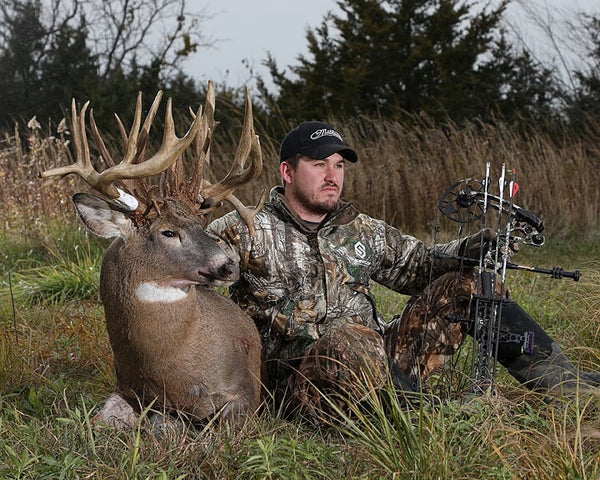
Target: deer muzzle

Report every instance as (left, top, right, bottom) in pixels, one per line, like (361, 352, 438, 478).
(195, 254, 239, 286)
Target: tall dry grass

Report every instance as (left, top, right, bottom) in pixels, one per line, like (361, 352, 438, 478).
(340, 116, 600, 238)
(207, 114, 600, 239)
(2, 111, 599, 240)
(1, 120, 76, 231)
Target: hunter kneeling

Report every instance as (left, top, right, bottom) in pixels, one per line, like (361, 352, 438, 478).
(207, 121, 600, 419)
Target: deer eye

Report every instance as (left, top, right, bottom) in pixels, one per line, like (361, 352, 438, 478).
(161, 230, 176, 238)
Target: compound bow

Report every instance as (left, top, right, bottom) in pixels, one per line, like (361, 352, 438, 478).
(435, 162, 580, 394)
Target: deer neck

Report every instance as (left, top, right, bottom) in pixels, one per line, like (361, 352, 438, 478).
(100, 239, 200, 338)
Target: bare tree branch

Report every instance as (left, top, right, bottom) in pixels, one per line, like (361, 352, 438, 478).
(83, 0, 215, 80)
(507, 0, 595, 93)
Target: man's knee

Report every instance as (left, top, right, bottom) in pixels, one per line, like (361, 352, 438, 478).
(290, 321, 388, 417)
(300, 321, 387, 386)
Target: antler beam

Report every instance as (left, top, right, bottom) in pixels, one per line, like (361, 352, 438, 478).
(42, 92, 204, 202)
(201, 86, 263, 203)
(192, 83, 265, 234)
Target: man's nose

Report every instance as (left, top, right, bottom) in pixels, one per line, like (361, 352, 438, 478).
(324, 165, 337, 181)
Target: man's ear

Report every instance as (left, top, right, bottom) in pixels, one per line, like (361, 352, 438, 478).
(280, 161, 293, 185)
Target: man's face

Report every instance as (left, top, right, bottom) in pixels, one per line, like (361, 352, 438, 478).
(281, 153, 346, 221)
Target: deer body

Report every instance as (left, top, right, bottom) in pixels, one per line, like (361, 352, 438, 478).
(76, 194, 261, 424)
(113, 286, 259, 419)
(43, 83, 265, 428)
(105, 265, 261, 421)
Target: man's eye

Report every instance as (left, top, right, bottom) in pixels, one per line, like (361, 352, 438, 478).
(161, 230, 176, 238)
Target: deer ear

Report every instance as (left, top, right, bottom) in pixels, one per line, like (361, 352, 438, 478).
(72, 193, 135, 238)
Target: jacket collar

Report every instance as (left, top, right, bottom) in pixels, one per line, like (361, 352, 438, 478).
(266, 186, 359, 233)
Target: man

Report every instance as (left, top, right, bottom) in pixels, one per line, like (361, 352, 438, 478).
(207, 121, 599, 416)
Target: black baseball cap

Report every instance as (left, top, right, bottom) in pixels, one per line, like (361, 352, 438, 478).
(279, 121, 358, 163)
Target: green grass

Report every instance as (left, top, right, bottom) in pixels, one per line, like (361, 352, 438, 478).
(1, 216, 599, 478)
(1, 219, 106, 304)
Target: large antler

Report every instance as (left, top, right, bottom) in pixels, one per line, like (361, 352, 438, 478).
(193, 82, 266, 235)
(42, 92, 204, 206)
(201, 86, 263, 202)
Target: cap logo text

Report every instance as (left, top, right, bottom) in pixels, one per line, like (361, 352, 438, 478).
(310, 128, 343, 142)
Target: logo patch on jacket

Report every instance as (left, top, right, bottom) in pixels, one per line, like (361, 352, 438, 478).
(354, 241, 367, 259)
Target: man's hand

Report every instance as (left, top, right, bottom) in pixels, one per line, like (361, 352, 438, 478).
(458, 228, 497, 259)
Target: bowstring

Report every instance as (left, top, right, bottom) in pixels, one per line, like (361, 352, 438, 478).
(491, 167, 517, 384)
(429, 179, 477, 398)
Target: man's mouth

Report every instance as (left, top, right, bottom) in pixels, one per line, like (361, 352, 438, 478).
(321, 184, 338, 193)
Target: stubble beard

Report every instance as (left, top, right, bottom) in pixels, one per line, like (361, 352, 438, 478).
(296, 185, 339, 217)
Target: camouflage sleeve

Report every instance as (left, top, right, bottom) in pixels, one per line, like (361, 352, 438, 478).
(205, 211, 248, 267)
(371, 221, 464, 296)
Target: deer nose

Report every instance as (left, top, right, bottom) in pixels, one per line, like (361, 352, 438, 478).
(200, 254, 239, 282)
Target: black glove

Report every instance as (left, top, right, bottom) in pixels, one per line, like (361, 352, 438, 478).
(458, 228, 496, 259)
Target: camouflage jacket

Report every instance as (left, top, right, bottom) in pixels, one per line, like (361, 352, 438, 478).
(207, 187, 463, 361)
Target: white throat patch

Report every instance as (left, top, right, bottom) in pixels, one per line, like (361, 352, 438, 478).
(135, 282, 190, 303)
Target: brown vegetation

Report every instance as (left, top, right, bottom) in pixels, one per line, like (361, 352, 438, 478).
(2, 114, 599, 239)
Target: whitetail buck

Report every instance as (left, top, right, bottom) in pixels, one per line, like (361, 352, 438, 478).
(42, 83, 263, 427)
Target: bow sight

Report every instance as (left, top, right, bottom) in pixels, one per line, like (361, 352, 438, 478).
(439, 177, 545, 247)
(435, 163, 581, 393)
(437, 171, 580, 280)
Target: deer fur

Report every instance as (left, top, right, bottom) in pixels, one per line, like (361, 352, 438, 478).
(75, 193, 262, 427)
(42, 85, 264, 429)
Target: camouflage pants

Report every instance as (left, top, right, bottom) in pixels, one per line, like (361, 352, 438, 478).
(274, 272, 476, 417)
(289, 320, 388, 418)
(385, 271, 476, 386)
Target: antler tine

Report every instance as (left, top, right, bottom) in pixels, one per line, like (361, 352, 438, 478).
(202, 80, 218, 172)
(96, 97, 204, 198)
(42, 98, 98, 187)
(91, 91, 162, 169)
(202, 86, 263, 202)
(114, 113, 128, 149)
(225, 130, 266, 236)
(43, 93, 205, 201)
(131, 91, 164, 165)
(89, 109, 137, 195)
(196, 85, 264, 236)
(122, 92, 144, 165)
(90, 109, 115, 167)
(107, 91, 165, 196)
(189, 81, 217, 200)
(225, 189, 268, 237)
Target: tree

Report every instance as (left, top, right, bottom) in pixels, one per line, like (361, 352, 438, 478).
(39, 17, 99, 118)
(565, 15, 600, 130)
(0, 0, 213, 131)
(259, 0, 557, 125)
(0, 0, 48, 124)
(83, 0, 213, 82)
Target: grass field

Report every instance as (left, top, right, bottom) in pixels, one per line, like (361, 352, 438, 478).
(1, 218, 599, 479)
(1, 112, 599, 478)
